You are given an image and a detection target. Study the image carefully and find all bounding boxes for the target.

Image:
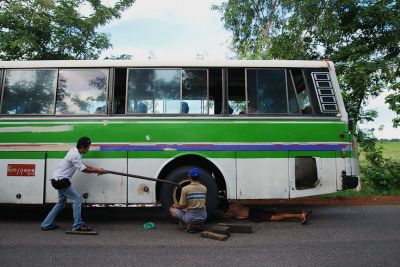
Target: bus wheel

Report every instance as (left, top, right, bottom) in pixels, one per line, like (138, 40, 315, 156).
(160, 166, 219, 219)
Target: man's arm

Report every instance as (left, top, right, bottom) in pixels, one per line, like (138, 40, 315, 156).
(171, 203, 185, 209)
(82, 165, 107, 175)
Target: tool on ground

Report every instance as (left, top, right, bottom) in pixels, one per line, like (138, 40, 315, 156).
(65, 231, 98, 235)
(106, 170, 181, 187)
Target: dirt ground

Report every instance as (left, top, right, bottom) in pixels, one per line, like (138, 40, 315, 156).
(236, 196, 400, 206)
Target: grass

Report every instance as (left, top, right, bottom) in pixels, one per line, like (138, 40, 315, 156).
(380, 141, 400, 161)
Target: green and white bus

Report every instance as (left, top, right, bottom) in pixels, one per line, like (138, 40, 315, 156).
(0, 60, 359, 215)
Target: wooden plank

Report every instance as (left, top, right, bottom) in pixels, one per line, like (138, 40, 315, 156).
(200, 231, 228, 241)
(218, 223, 253, 233)
(206, 225, 231, 236)
(65, 231, 98, 235)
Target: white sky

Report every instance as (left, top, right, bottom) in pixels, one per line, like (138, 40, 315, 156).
(98, 0, 400, 139)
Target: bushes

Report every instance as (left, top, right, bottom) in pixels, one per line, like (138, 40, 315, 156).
(358, 129, 400, 195)
(361, 160, 400, 195)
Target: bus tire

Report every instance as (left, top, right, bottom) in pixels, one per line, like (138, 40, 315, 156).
(160, 165, 219, 219)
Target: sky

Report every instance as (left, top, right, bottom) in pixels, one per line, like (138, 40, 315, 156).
(98, 0, 400, 139)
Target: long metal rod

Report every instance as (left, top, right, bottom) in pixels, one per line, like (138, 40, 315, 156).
(106, 170, 180, 187)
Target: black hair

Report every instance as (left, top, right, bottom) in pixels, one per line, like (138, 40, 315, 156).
(76, 136, 91, 149)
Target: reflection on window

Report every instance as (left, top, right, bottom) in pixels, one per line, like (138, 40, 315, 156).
(127, 69, 180, 114)
(247, 69, 287, 114)
(287, 72, 300, 114)
(56, 69, 108, 115)
(182, 69, 208, 114)
(1, 69, 57, 114)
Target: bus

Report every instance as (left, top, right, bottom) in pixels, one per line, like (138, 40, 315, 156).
(0, 60, 360, 215)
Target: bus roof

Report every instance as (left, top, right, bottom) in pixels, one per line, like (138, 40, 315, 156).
(0, 59, 332, 69)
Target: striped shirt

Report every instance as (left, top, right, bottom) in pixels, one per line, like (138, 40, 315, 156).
(179, 181, 207, 211)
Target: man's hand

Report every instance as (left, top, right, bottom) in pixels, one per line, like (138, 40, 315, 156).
(97, 168, 107, 175)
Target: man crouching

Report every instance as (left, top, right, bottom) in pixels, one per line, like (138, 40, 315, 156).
(169, 168, 207, 233)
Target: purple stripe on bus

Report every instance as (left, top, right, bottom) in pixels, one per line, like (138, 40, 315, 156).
(99, 144, 351, 151)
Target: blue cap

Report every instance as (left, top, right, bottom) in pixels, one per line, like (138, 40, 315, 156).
(188, 168, 200, 178)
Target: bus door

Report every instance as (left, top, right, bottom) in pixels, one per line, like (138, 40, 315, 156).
(288, 151, 337, 198)
(45, 151, 128, 205)
(0, 152, 46, 204)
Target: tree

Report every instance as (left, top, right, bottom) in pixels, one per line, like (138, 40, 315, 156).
(0, 0, 135, 60)
(213, 0, 400, 129)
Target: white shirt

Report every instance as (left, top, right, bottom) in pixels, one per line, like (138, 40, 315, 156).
(52, 147, 86, 180)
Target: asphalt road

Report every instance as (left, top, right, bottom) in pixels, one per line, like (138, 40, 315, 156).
(1, 205, 399, 267)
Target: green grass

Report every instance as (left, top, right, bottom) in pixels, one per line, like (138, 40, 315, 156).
(380, 141, 400, 161)
(359, 141, 400, 164)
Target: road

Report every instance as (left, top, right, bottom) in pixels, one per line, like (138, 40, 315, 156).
(0, 205, 399, 267)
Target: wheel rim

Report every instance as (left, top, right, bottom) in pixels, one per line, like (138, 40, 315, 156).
(172, 179, 191, 204)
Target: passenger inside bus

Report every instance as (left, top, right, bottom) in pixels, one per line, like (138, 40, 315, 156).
(182, 101, 189, 114)
(137, 102, 148, 113)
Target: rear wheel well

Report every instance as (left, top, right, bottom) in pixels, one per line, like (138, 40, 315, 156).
(156, 154, 227, 202)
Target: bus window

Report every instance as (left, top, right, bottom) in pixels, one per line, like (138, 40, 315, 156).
(56, 69, 108, 115)
(287, 71, 300, 114)
(208, 68, 223, 115)
(303, 68, 339, 116)
(113, 68, 127, 114)
(1, 69, 57, 115)
(126, 69, 180, 114)
(291, 69, 313, 114)
(227, 68, 246, 115)
(247, 69, 287, 114)
(182, 69, 207, 114)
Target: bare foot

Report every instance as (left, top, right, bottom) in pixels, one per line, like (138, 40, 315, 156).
(301, 209, 312, 225)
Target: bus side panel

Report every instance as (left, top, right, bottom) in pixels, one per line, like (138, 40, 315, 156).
(288, 151, 337, 198)
(236, 152, 289, 199)
(127, 156, 162, 204)
(0, 152, 45, 204)
(45, 152, 127, 204)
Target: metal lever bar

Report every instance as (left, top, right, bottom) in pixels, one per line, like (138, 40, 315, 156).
(106, 170, 180, 187)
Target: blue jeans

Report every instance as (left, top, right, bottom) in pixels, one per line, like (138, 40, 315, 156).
(41, 185, 84, 230)
(170, 208, 207, 225)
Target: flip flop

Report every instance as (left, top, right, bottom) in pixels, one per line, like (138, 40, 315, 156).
(301, 210, 312, 225)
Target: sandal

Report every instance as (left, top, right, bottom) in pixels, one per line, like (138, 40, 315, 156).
(73, 224, 92, 231)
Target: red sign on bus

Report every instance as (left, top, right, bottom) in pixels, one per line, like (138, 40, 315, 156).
(7, 164, 36, 176)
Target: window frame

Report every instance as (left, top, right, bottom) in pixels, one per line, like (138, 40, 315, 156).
(125, 68, 210, 116)
(244, 68, 290, 115)
(55, 68, 110, 116)
(1, 68, 58, 116)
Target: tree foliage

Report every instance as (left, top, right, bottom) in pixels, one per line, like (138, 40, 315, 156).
(0, 0, 135, 60)
(213, 0, 400, 128)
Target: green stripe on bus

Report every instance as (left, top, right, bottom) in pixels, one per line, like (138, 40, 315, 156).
(0, 120, 349, 143)
(0, 152, 45, 159)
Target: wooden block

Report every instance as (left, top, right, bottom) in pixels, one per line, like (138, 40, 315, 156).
(65, 231, 98, 235)
(200, 231, 228, 241)
(218, 223, 253, 233)
(207, 225, 231, 236)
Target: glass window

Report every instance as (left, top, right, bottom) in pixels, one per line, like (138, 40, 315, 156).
(182, 69, 208, 114)
(291, 69, 313, 114)
(127, 69, 180, 114)
(1, 69, 57, 114)
(287, 72, 300, 114)
(227, 68, 246, 115)
(247, 69, 287, 114)
(56, 69, 108, 115)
